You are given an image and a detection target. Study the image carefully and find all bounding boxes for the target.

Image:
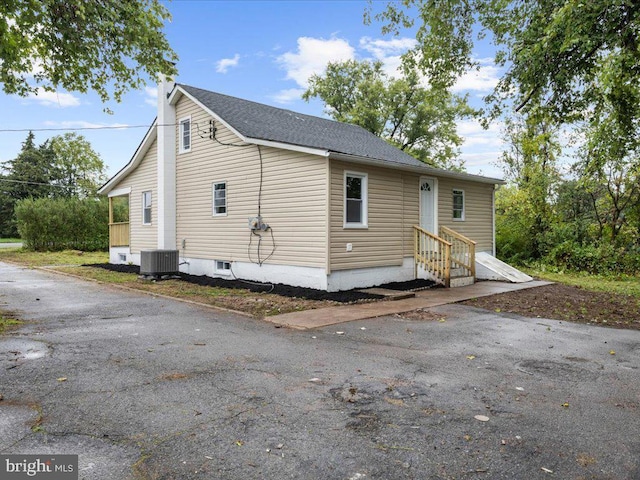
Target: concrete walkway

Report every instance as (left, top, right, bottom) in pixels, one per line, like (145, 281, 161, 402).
(267, 280, 552, 330)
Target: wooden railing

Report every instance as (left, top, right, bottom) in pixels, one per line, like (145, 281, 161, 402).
(439, 226, 476, 279)
(109, 222, 130, 247)
(413, 225, 476, 287)
(413, 226, 452, 287)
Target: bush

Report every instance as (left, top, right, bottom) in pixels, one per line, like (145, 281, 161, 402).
(545, 241, 640, 275)
(16, 197, 108, 251)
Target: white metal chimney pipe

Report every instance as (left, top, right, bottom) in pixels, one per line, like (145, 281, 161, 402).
(156, 75, 177, 250)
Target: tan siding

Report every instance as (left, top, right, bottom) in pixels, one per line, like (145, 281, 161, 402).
(330, 162, 495, 270)
(112, 139, 158, 253)
(174, 96, 327, 268)
(330, 160, 404, 270)
(438, 178, 494, 252)
(402, 174, 420, 256)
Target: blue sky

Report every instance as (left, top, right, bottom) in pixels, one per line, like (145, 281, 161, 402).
(0, 0, 505, 179)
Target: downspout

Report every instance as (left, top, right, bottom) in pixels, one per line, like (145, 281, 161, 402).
(492, 184, 497, 257)
(325, 158, 332, 280)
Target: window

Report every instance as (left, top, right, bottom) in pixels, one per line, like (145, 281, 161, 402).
(344, 172, 367, 228)
(215, 260, 231, 275)
(142, 191, 152, 225)
(179, 117, 191, 153)
(453, 189, 465, 220)
(213, 182, 227, 216)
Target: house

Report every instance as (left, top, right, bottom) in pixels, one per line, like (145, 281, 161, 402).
(98, 79, 508, 291)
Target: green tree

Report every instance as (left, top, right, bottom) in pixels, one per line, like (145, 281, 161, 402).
(1, 0, 178, 103)
(371, 1, 640, 129)
(303, 59, 472, 170)
(498, 114, 561, 259)
(577, 117, 640, 245)
(0, 131, 108, 237)
(0, 132, 56, 236)
(50, 133, 107, 197)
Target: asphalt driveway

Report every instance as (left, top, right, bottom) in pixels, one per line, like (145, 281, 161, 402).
(1, 262, 639, 479)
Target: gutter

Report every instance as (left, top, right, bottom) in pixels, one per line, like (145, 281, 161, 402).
(327, 152, 505, 185)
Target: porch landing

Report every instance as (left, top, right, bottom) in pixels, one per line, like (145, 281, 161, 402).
(266, 280, 553, 330)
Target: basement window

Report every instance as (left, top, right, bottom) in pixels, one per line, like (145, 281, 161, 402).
(215, 260, 231, 275)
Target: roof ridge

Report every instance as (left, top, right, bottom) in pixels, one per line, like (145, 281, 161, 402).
(178, 83, 372, 133)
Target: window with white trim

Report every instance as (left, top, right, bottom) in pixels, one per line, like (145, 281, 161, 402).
(142, 191, 152, 225)
(453, 189, 465, 220)
(215, 260, 231, 275)
(179, 117, 191, 153)
(213, 182, 227, 216)
(344, 172, 368, 228)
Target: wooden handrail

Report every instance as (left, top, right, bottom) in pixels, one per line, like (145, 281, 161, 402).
(414, 225, 452, 247)
(413, 225, 477, 287)
(439, 226, 476, 279)
(440, 225, 477, 245)
(413, 225, 451, 287)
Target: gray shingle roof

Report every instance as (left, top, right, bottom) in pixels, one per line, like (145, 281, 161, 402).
(179, 84, 428, 168)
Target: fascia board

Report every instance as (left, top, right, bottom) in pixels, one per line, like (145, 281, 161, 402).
(244, 137, 329, 157)
(328, 152, 505, 185)
(98, 121, 158, 195)
(169, 87, 248, 144)
(170, 86, 329, 158)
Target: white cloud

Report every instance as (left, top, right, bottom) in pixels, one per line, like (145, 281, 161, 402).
(43, 120, 129, 130)
(457, 119, 505, 177)
(359, 37, 416, 60)
(460, 150, 504, 177)
(457, 119, 504, 148)
(359, 36, 416, 78)
(270, 88, 306, 105)
(26, 88, 80, 107)
(452, 58, 501, 93)
(216, 54, 240, 74)
(277, 37, 355, 88)
(143, 86, 158, 107)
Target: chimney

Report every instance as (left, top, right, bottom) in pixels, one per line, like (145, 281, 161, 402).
(156, 75, 177, 250)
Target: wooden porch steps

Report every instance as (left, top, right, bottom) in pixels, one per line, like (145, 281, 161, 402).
(413, 225, 476, 288)
(450, 275, 475, 288)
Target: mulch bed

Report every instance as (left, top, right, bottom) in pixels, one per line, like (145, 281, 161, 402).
(462, 283, 640, 330)
(85, 263, 436, 303)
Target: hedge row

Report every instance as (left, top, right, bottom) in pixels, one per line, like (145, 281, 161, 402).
(16, 197, 108, 251)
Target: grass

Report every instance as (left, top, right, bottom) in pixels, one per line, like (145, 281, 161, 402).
(521, 266, 640, 298)
(0, 247, 108, 267)
(0, 248, 335, 317)
(0, 314, 22, 335)
(0, 238, 21, 243)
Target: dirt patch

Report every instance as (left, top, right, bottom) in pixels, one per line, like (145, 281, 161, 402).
(395, 308, 446, 322)
(461, 283, 640, 330)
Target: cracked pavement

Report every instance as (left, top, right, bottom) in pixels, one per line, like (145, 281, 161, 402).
(1, 261, 639, 479)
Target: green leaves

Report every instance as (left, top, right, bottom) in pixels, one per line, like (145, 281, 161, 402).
(1, 0, 178, 104)
(373, 0, 640, 127)
(303, 59, 472, 170)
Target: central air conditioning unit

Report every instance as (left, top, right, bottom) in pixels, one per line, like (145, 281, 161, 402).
(140, 250, 179, 277)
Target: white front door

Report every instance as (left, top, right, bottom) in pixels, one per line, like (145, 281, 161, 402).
(420, 177, 437, 234)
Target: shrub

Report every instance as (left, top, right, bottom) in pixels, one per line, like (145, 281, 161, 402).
(16, 197, 108, 251)
(545, 241, 640, 275)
